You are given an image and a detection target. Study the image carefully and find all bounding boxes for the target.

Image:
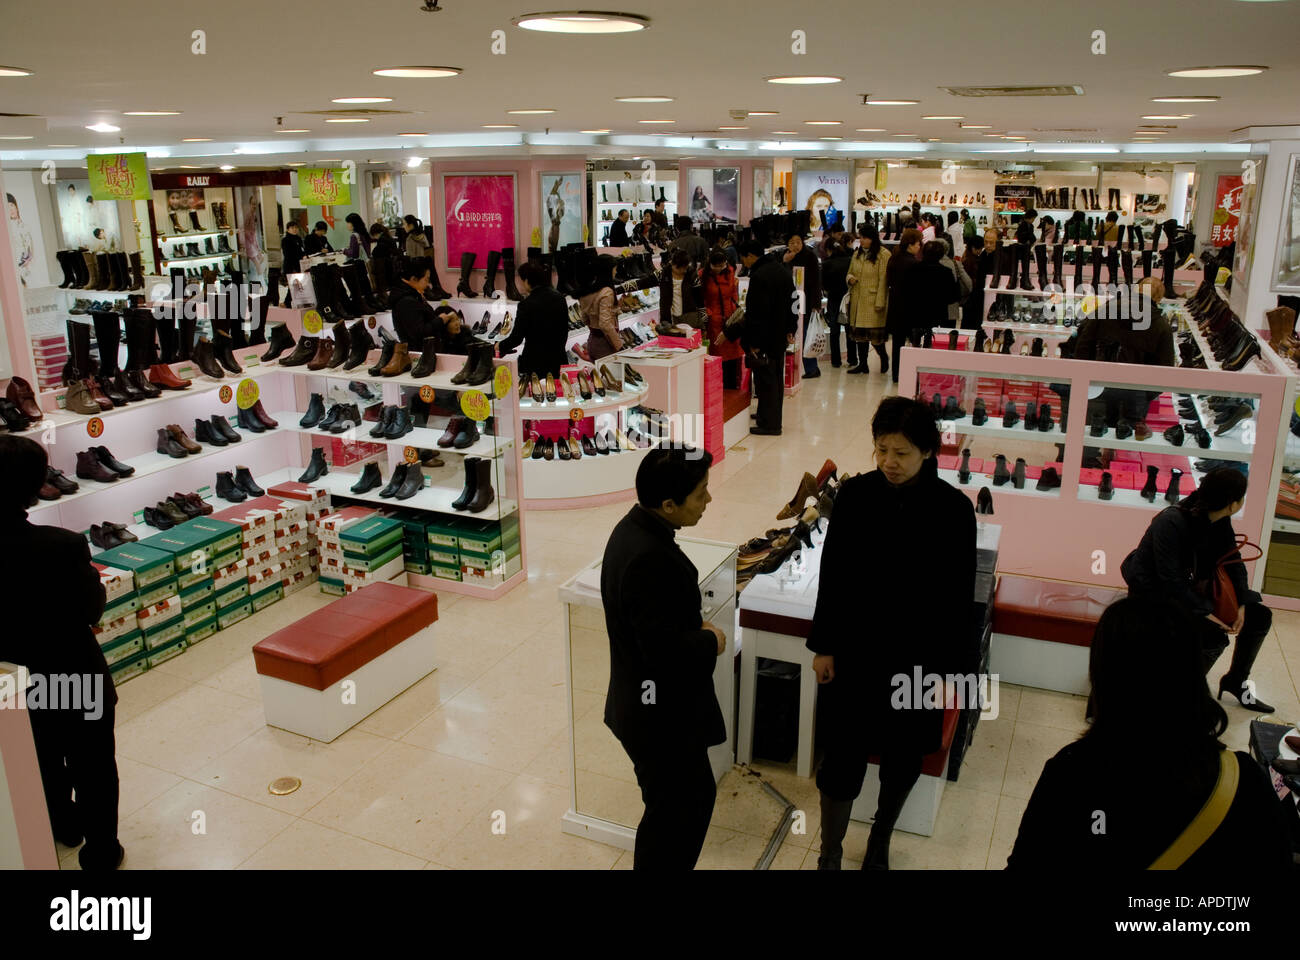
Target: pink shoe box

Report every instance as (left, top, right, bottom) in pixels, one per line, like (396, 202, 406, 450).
(267, 480, 330, 509)
(1079, 468, 1104, 487)
(92, 563, 135, 604)
(937, 453, 961, 471)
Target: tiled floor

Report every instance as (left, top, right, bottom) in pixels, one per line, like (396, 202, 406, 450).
(60, 365, 1300, 870)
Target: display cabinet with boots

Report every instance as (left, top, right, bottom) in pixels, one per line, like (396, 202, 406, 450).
(456, 252, 478, 298)
(326, 320, 351, 368)
(480, 250, 501, 299)
(343, 321, 376, 370)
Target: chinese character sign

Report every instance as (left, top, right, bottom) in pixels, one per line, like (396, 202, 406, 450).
(298, 169, 351, 206)
(443, 174, 516, 269)
(1211, 175, 1243, 248)
(87, 153, 151, 201)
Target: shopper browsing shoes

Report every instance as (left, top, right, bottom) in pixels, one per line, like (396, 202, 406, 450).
(700, 251, 744, 389)
(808, 398, 976, 869)
(498, 261, 568, 379)
(658, 249, 704, 330)
(845, 223, 891, 374)
(782, 231, 823, 379)
(0, 436, 123, 870)
(303, 220, 333, 256)
(1007, 597, 1291, 870)
(601, 446, 725, 869)
(579, 254, 623, 362)
(1120, 467, 1276, 711)
(737, 239, 796, 435)
(389, 258, 445, 347)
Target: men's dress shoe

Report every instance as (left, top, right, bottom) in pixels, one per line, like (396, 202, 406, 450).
(1115, 417, 1133, 440)
(1089, 413, 1107, 438)
(46, 467, 79, 494)
(1036, 467, 1061, 491)
(300, 393, 326, 428)
(298, 447, 329, 483)
(89, 524, 121, 550)
(1140, 465, 1160, 502)
(148, 364, 190, 390)
(379, 464, 408, 498)
(210, 414, 240, 443)
(168, 423, 202, 454)
(1214, 403, 1254, 437)
(1037, 403, 1054, 432)
(169, 495, 201, 518)
(6, 376, 42, 420)
(37, 481, 62, 501)
(178, 494, 210, 517)
(215, 471, 246, 502)
(156, 427, 188, 458)
(307, 337, 336, 371)
(76, 450, 119, 482)
(1134, 421, 1151, 441)
(1012, 458, 1027, 489)
(1163, 423, 1185, 446)
(234, 466, 265, 497)
(1098, 471, 1114, 500)
(143, 506, 174, 530)
(971, 399, 987, 427)
(94, 446, 135, 476)
(280, 336, 319, 367)
(1002, 402, 1019, 428)
(381, 343, 412, 376)
(351, 463, 383, 494)
(394, 463, 424, 501)
(992, 454, 1011, 487)
(158, 499, 189, 524)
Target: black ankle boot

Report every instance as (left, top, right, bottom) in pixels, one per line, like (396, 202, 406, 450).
(957, 448, 971, 484)
(298, 447, 328, 482)
(299, 393, 325, 428)
(343, 320, 376, 370)
(1098, 471, 1114, 500)
(1140, 465, 1159, 501)
(368, 333, 397, 377)
(992, 454, 1011, 486)
(261, 324, 295, 362)
(1012, 457, 1026, 489)
(451, 457, 479, 509)
(1164, 467, 1183, 503)
(351, 462, 383, 494)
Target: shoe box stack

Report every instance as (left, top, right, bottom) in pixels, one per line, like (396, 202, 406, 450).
(209, 496, 297, 618)
(1263, 527, 1300, 596)
(317, 507, 406, 595)
(139, 518, 243, 651)
(423, 515, 464, 581)
(31, 334, 70, 393)
(92, 543, 175, 683)
(92, 562, 145, 683)
(651, 329, 703, 352)
(702, 355, 725, 465)
(946, 524, 1000, 781)
(1274, 471, 1300, 523)
(456, 515, 522, 584)
(268, 480, 327, 594)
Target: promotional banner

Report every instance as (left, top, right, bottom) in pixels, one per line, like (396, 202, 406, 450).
(795, 169, 849, 232)
(234, 188, 267, 281)
(875, 161, 888, 192)
(371, 172, 402, 228)
(57, 179, 121, 250)
(753, 166, 773, 217)
(1211, 174, 1244, 247)
(4, 169, 51, 287)
(686, 168, 739, 225)
(443, 174, 515, 269)
(87, 153, 151, 201)
(540, 172, 583, 252)
(298, 168, 351, 206)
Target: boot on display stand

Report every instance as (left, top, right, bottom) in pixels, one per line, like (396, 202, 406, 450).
(1140, 465, 1159, 502)
(298, 447, 329, 483)
(170, 212, 187, 234)
(211, 318, 242, 374)
(192, 337, 225, 379)
(368, 328, 397, 377)
(501, 247, 521, 301)
(1090, 245, 1104, 288)
(326, 320, 351, 368)
(1051, 243, 1064, 287)
(1035, 244, 1049, 289)
(343, 320, 376, 370)
(456, 252, 478, 298)
(261, 324, 295, 363)
(451, 457, 480, 510)
(481, 250, 501, 299)
(190, 211, 203, 231)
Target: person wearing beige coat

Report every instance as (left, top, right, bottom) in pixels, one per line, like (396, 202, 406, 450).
(845, 227, 891, 375)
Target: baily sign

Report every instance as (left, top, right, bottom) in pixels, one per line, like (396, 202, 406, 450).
(297, 168, 351, 205)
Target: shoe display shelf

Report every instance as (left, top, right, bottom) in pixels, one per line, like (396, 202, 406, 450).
(565, 302, 660, 352)
(1173, 303, 1271, 377)
(899, 346, 1289, 591)
(160, 252, 235, 268)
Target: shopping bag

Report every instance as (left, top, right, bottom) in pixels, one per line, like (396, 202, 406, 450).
(803, 309, 830, 357)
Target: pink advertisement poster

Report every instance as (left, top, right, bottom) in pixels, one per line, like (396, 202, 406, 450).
(443, 174, 516, 269)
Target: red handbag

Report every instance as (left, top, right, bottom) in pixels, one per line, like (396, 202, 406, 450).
(1198, 533, 1262, 624)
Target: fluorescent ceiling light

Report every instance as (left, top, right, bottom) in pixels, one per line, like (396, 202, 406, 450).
(332, 97, 392, 104)
(0, 135, 33, 140)
(372, 66, 461, 78)
(1143, 114, 1192, 120)
(855, 128, 886, 133)
(891, 133, 916, 137)
(820, 137, 843, 141)
(514, 12, 649, 33)
(1167, 65, 1266, 77)
(772, 131, 798, 135)
(276, 128, 310, 133)
(182, 137, 213, 142)
(865, 99, 919, 105)
(718, 126, 747, 130)
(1151, 96, 1220, 103)
(219, 165, 235, 171)
(614, 96, 672, 103)
(85, 123, 120, 133)
(922, 115, 963, 120)
(508, 109, 555, 115)
(580, 128, 611, 133)
(123, 110, 180, 116)
(748, 111, 778, 116)
(398, 132, 428, 137)
(482, 124, 519, 128)
(407, 157, 425, 168)
(765, 75, 842, 85)
(804, 120, 841, 125)
(48, 144, 76, 147)
(286, 162, 306, 166)
(961, 124, 992, 129)
(0, 66, 33, 77)
(638, 119, 674, 124)
(325, 118, 369, 123)
(1034, 146, 1120, 154)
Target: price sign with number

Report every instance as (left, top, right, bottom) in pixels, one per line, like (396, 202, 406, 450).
(419, 385, 435, 403)
(460, 390, 491, 422)
(569, 407, 585, 422)
(494, 366, 513, 399)
(302, 309, 323, 335)
(403, 446, 420, 464)
(236, 378, 260, 410)
(219, 385, 233, 404)
(86, 417, 104, 439)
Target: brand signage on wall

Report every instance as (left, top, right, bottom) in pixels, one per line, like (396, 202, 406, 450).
(298, 168, 351, 206)
(87, 153, 152, 201)
(1211, 174, 1244, 248)
(442, 174, 516, 269)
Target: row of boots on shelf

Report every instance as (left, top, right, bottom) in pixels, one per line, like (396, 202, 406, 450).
(166, 209, 227, 234)
(55, 250, 145, 292)
(315, 451, 496, 514)
(143, 491, 219, 530)
(1183, 263, 1263, 372)
(168, 235, 233, 259)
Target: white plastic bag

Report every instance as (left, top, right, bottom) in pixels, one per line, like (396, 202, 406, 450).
(803, 309, 830, 357)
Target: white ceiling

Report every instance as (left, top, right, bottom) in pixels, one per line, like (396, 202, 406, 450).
(1, 0, 1298, 168)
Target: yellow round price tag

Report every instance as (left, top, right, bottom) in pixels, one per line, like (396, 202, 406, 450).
(403, 446, 420, 464)
(419, 385, 435, 403)
(460, 390, 491, 422)
(302, 309, 323, 335)
(236, 378, 260, 410)
(494, 366, 513, 399)
(569, 407, 585, 422)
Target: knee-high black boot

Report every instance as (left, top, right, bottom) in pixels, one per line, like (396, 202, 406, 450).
(1035, 243, 1049, 289)
(874, 342, 889, 376)
(481, 250, 501, 299)
(817, 792, 854, 870)
(864, 757, 922, 870)
(456, 252, 477, 298)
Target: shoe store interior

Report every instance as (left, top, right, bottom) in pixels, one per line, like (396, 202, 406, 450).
(2, 0, 1299, 888)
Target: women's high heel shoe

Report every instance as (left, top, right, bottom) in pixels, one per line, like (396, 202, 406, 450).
(1216, 676, 1275, 713)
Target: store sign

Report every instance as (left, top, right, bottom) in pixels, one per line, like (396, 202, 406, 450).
(87, 153, 151, 201)
(875, 161, 888, 192)
(302, 309, 323, 335)
(403, 446, 420, 464)
(183, 176, 211, 187)
(443, 174, 516, 270)
(1211, 175, 1244, 248)
(298, 168, 351, 206)
(219, 385, 233, 405)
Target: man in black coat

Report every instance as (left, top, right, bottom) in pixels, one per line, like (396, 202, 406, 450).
(498, 261, 568, 377)
(737, 239, 797, 435)
(608, 209, 631, 247)
(303, 221, 333, 256)
(0, 436, 121, 870)
(601, 446, 726, 869)
(280, 221, 305, 306)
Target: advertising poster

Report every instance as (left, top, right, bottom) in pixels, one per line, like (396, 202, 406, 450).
(795, 169, 849, 232)
(540, 172, 583, 252)
(4, 170, 49, 287)
(235, 188, 267, 282)
(298, 168, 351, 206)
(371, 172, 403, 228)
(443, 174, 515, 269)
(687, 168, 739, 225)
(57, 179, 121, 250)
(166, 188, 206, 212)
(87, 153, 151, 201)
(753, 166, 773, 217)
(1211, 174, 1244, 248)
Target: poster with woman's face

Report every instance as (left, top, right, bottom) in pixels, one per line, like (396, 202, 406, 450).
(166, 189, 206, 211)
(371, 172, 403, 228)
(55, 178, 121, 252)
(5, 171, 49, 287)
(687, 168, 739, 225)
(753, 167, 773, 217)
(539, 172, 582, 253)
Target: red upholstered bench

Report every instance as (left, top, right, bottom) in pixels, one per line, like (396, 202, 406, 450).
(990, 575, 1124, 694)
(253, 582, 439, 741)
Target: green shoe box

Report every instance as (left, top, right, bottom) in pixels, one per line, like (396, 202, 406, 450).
(179, 577, 215, 606)
(136, 577, 180, 609)
(182, 599, 216, 630)
(404, 560, 431, 575)
(186, 617, 218, 644)
(93, 543, 175, 590)
(250, 582, 283, 612)
(109, 649, 149, 685)
(340, 516, 405, 558)
(178, 517, 243, 557)
(146, 636, 188, 668)
(430, 563, 462, 582)
(177, 561, 214, 593)
(142, 618, 186, 651)
(213, 546, 244, 570)
(215, 579, 249, 610)
(427, 547, 458, 567)
(461, 551, 523, 583)
(455, 515, 520, 558)
(425, 518, 462, 550)
(319, 577, 347, 596)
(100, 592, 141, 624)
(140, 518, 243, 574)
(342, 541, 404, 573)
(101, 629, 144, 667)
(217, 600, 253, 630)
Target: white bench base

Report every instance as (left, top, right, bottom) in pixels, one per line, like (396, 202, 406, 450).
(850, 766, 945, 837)
(256, 627, 436, 742)
(989, 631, 1090, 696)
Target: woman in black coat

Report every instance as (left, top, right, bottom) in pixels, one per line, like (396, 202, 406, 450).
(809, 397, 977, 869)
(1007, 596, 1291, 870)
(498, 260, 569, 378)
(914, 240, 959, 330)
(388, 259, 443, 347)
(820, 235, 855, 368)
(782, 231, 823, 378)
(884, 228, 923, 383)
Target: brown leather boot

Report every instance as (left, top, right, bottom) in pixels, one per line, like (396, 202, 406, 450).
(83, 377, 114, 411)
(1266, 306, 1297, 353)
(63, 379, 101, 414)
(306, 337, 335, 371)
(380, 342, 411, 376)
(167, 423, 202, 454)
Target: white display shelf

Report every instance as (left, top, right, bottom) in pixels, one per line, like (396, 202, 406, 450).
(565, 306, 658, 350)
(597, 200, 676, 207)
(983, 280, 1102, 298)
(30, 422, 276, 513)
(932, 323, 1076, 341)
(519, 379, 649, 420)
(943, 414, 1066, 443)
(941, 468, 1062, 500)
(1273, 517, 1300, 534)
(161, 253, 234, 265)
(291, 361, 501, 394)
(1084, 427, 1251, 463)
(157, 230, 233, 243)
(38, 366, 275, 431)
(1079, 481, 1188, 512)
(267, 410, 513, 460)
(1179, 311, 1270, 376)
(256, 466, 518, 522)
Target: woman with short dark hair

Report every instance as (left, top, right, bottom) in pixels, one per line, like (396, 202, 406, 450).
(344, 213, 371, 260)
(808, 396, 976, 869)
(498, 260, 569, 378)
(1007, 596, 1291, 870)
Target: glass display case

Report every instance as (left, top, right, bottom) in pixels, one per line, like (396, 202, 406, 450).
(1271, 152, 1300, 293)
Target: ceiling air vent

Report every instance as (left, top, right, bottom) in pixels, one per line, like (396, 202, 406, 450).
(940, 85, 1085, 98)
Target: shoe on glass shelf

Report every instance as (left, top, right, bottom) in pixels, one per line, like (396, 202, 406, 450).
(298, 447, 328, 483)
(234, 466, 265, 497)
(215, 472, 246, 503)
(350, 463, 383, 495)
(378, 464, 407, 498)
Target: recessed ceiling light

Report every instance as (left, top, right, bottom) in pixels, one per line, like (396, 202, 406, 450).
(865, 99, 920, 106)
(1134, 129, 1171, 134)
(772, 131, 799, 135)
(0, 135, 33, 140)
(614, 96, 672, 103)
(922, 115, 964, 120)
(0, 66, 33, 77)
(482, 124, 519, 129)
(123, 110, 181, 116)
(961, 124, 993, 129)
(85, 123, 120, 133)
(182, 137, 213, 142)
(638, 119, 674, 124)
(765, 75, 842, 85)
(820, 136, 843, 140)
(1142, 114, 1193, 120)
(891, 133, 916, 137)
(286, 161, 306, 166)
(48, 144, 75, 147)
(580, 128, 611, 133)
(276, 128, 311, 133)
(855, 128, 886, 133)
(514, 12, 649, 33)
(1167, 65, 1266, 78)
(507, 108, 556, 115)
(325, 118, 369, 124)
(372, 66, 461, 78)
(178, 165, 201, 169)
(1151, 96, 1220, 102)
(982, 132, 1007, 137)
(718, 126, 748, 130)
(331, 97, 393, 104)
(747, 111, 778, 116)
(1002, 136, 1031, 140)
(407, 157, 426, 168)
(926, 138, 941, 142)
(219, 165, 235, 171)
(397, 132, 428, 137)
(804, 120, 841, 125)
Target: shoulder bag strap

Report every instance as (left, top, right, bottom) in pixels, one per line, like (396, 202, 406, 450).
(1148, 750, 1239, 870)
